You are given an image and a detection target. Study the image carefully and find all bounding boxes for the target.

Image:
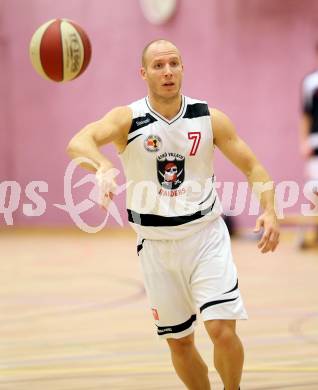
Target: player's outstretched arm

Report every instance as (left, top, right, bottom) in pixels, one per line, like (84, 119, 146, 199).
(211, 108, 280, 253)
(67, 106, 132, 208)
(67, 106, 132, 172)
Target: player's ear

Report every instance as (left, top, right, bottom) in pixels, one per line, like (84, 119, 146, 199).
(140, 67, 147, 80)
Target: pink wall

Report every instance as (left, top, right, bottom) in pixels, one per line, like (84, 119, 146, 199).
(1, 0, 318, 229)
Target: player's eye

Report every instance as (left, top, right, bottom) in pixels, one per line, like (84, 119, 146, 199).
(154, 63, 162, 69)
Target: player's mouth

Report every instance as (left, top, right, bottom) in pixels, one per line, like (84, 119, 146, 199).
(162, 82, 175, 87)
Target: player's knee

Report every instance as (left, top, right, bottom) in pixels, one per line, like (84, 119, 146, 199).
(166, 333, 194, 355)
(205, 320, 236, 347)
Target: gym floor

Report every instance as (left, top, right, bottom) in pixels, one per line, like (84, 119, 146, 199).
(0, 228, 317, 390)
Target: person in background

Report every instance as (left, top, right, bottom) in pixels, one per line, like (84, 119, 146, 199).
(299, 43, 318, 248)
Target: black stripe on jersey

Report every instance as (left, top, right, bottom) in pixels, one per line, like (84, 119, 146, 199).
(129, 113, 157, 134)
(127, 133, 143, 145)
(200, 297, 239, 313)
(198, 188, 213, 205)
(156, 314, 196, 335)
(223, 279, 238, 294)
(127, 196, 216, 227)
(198, 176, 215, 205)
(183, 103, 210, 119)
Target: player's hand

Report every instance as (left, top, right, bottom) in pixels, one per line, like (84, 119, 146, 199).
(254, 210, 280, 253)
(95, 165, 118, 209)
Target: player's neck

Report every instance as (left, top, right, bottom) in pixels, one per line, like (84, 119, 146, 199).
(148, 93, 182, 120)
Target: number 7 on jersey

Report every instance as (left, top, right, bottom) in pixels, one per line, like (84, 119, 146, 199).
(188, 132, 201, 156)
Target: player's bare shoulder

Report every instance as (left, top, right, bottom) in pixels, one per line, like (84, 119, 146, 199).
(107, 106, 132, 125)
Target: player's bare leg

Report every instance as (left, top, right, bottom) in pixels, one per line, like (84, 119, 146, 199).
(205, 320, 243, 390)
(167, 333, 211, 390)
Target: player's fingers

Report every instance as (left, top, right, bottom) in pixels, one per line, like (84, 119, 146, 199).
(98, 191, 112, 210)
(103, 191, 116, 208)
(270, 231, 280, 252)
(98, 188, 106, 206)
(259, 228, 277, 253)
(261, 230, 276, 253)
(110, 180, 118, 194)
(257, 228, 270, 249)
(99, 196, 109, 210)
(262, 230, 279, 253)
(96, 175, 117, 209)
(270, 240, 279, 252)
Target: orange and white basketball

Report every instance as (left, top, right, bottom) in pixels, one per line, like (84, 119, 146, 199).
(29, 19, 92, 82)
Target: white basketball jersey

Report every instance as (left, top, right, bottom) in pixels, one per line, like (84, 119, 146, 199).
(119, 95, 222, 240)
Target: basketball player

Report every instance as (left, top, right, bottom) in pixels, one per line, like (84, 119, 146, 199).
(300, 47, 318, 248)
(67, 40, 280, 390)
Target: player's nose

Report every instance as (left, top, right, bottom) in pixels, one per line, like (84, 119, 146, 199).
(163, 64, 173, 76)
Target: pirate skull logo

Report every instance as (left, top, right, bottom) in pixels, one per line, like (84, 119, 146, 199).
(157, 154, 185, 189)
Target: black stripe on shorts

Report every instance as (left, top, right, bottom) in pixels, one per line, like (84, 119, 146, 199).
(156, 314, 197, 336)
(200, 297, 239, 313)
(223, 279, 238, 294)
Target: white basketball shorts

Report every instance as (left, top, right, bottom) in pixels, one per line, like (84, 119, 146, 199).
(137, 216, 248, 340)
